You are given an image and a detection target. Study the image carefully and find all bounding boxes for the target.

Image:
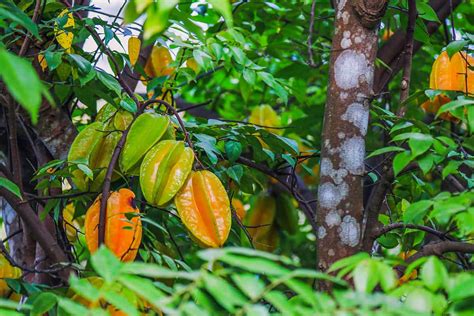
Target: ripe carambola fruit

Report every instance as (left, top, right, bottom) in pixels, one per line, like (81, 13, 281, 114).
(63, 203, 84, 242)
(244, 193, 279, 251)
(275, 194, 299, 235)
(144, 46, 175, 78)
(249, 105, 281, 133)
(127, 36, 141, 67)
(140, 140, 194, 206)
(0, 253, 22, 297)
(119, 113, 171, 175)
(175, 171, 231, 248)
(232, 198, 246, 220)
(85, 188, 142, 261)
(430, 51, 474, 94)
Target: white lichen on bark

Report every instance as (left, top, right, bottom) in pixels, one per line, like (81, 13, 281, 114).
(338, 215, 360, 247)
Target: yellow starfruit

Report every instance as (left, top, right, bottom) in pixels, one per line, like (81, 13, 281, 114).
(128, 36, 141, 67)
(175, 171, 232, 248)
(0, 253, 22, 297)
(249, 105, 281, 133)
(140, 140, 194, 206)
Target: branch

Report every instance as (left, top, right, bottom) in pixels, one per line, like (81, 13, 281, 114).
(0, 173, 69, 279)
(373, 223, 455, 241)
(397, 0, 417, 115)
(306, 0, 317, 67)
(374, 0, 462, 93)
(406, 241, 474, 264)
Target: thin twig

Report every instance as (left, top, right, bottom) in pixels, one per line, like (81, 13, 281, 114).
(397, 0, 416, 115)
(307, 0, 318, 67)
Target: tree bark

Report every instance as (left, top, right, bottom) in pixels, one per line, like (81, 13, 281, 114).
(316, 0, 387, 273)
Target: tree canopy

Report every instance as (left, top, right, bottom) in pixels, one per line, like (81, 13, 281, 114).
(0, 0, 473, 315)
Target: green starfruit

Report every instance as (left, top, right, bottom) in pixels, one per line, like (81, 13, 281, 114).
(275, 194, 299, 235)
(67, 121, 107, 191)
(140, 140, 194, 206)
(119, 112, 171, 175)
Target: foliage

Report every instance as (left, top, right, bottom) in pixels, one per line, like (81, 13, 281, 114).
(0, 0, 473, 315)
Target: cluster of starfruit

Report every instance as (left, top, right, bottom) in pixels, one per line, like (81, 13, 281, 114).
(67, 104, 133, 192)
(244, 192, 299, 251)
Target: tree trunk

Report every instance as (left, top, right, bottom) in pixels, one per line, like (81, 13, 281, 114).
(316, 0, 387, 273)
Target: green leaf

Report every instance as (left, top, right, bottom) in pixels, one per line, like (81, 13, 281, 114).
(68, 275, 101, 302)
(31, 292, 57, 315)
(225, 141, 242, 162)
(203, 274, 247, 312)
(409, 135, 433, 158)
(421, 256, 448, 292)
(120, 97, 138, 113)
(0, 49, 45, 124)
(446, 40, 469, 58)
(0, 5, 39, 38)
(219, 254, 290, 276)
(367, 146, 404, 158)
(91, 246, 123, 282)
(68, 54, 92, 74)
(393, 151, 412, 176)
(0, 177, 22, 199)
(448, 275, 474, 301)
(57, 298, 90, 315)
(143, 1, 179, 39)
(243, 69, 256, 85)
(263, 291, 295, 314)
(231, 274, 265, 300)
(438, 99, 474, 116)
(353, 260, 379, 293)
(403, 200, 433, 224)
(208, 0, 233, 28)
(416, 1, 441, 23)
(44, 51, 63, 71)
(97, 71, 122, 96)
(118, 275, 165, 310)
(226, 164, 243, 183)
(328, 252, 370, 274)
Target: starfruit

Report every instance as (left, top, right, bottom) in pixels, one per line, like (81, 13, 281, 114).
(244, 193, 278, 251)
(144, 46, 175, 78)
(55, 9, 75, 52)
(275, 194, 299, 235)
(249, 105, 281, 134)
(96, 103, 133, 131)
(140, 140, 194, 206)
(0, 253, 22, 297)
(128, 36, 141, 67)
(231, 198, 246, 221)
(186, 58, 199, 73)
(175, 171, 231, 248)
(85, 189, 142, 261)
(38, 54, 48, 71)
(68, 121, 106, 191)
(119, 113, 171, 175)
(62, 203, 84, 242)
(68, 120, 122, 192)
